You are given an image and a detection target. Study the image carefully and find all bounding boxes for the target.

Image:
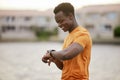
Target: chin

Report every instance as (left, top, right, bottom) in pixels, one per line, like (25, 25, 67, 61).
(63, 30, 67, 32)
(62, 29, 67, 32)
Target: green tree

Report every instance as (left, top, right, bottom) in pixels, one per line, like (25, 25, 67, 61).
(114, 26, 120, 37)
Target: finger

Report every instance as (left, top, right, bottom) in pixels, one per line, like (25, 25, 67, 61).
(48, 57, 54, 66)
(48, 60, 51, 66)
(42, 57, 48, 63)
(42, 59, 47, 63)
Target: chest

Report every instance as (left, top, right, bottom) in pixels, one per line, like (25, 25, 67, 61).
(63, 35, 75, 49)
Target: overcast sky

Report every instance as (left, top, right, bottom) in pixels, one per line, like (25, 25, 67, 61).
(0, 0, 120, 11)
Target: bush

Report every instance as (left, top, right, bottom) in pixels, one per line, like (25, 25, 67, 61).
(30, 25, 58, 41)
(114, 26, 120, 37)
(35, 27, 58, 41)
(35, 30, 51, 40)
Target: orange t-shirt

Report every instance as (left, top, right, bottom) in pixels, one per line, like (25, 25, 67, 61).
(61, 26, 92, 80)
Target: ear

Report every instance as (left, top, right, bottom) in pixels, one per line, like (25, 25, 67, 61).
(68, 13, 73, 20)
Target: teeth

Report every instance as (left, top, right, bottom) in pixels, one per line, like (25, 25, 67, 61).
(61, 27, 64, 29)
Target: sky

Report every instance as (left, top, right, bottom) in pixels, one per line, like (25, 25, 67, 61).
(0, 0, 120, 11)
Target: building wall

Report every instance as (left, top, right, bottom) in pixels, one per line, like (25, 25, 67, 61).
(0, 10, 56, 40)
(0, 4, 120, 42)
(77, 4, 120, 42)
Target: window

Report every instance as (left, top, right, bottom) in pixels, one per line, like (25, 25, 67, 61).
(2, 26, 15, 32)
(11, 16, 15, 21)
(86, 13, 100, 22)
(106, 12, 117, 20)
(99, 24, 112, 32)
(24, 16, 31, 21)
(105, 25, 112, 31)
(90, 14, 100, 19)
(5, 16, 15, 22)
(6, 16, 10, 21)
(85, 24, 94, 32)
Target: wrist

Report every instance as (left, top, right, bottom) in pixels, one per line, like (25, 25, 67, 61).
(49, 50, 55, 58)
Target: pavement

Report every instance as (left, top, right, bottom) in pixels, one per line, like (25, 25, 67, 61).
(0, 42, 120, 80)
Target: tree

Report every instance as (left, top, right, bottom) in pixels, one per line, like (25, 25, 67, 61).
(114, 25, 120, 37)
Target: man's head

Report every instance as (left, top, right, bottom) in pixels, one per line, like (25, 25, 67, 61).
(54, 2, 75, 16)
(53, 3, 76, 32)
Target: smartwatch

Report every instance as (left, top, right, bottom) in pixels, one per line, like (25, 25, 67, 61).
(49, 50, 55, 58)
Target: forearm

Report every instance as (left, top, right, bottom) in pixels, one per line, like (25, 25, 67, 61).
(51, 43, 83, 60)
(52, 48, 78, 60)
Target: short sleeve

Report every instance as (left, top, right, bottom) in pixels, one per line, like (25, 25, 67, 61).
(74, 35, 88, 49)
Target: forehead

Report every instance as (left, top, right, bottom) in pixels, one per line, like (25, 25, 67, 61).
(55, 11, 66, 21)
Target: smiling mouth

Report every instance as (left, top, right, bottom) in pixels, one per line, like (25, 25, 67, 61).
(61, 26, 64, 30)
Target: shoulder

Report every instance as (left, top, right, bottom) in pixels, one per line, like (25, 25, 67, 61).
(72, 26, 90, 37)
(73, 26, 92, 47)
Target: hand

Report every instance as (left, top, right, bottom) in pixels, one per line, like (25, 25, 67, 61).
(42, 50, 55, 66)
(42, 51, 51, 63)
(48, 57, 55, 66)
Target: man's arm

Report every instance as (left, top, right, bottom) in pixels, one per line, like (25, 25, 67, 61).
(51, 42, 84, 60)
(52, 58, 63, 70)
(42, 42, 83, 68)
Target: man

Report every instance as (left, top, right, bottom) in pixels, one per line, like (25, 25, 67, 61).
(42, 2, 92, 80)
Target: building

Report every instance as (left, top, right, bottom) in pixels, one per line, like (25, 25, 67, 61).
(77, 4, 120, 42)
(0, 10, 57, 41)
(1, 4, 120, 42)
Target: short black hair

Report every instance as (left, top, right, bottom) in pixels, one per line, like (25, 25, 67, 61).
(53, 2, 75, 16)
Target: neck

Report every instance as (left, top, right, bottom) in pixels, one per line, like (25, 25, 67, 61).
(69, 21, 78, 33)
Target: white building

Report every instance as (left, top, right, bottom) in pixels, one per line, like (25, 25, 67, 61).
(77, 4, 120, 42)
(1, 4, 120, 42)
(0, 10, 57, 41)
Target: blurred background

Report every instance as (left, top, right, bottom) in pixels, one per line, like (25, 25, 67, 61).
(0, 0, 120, 80)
